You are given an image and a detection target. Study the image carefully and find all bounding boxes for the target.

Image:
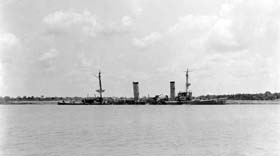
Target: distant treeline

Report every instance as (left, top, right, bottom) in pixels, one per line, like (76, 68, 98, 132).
(198, 91, 280, 100)
(0, 96, 137, 103)
(0, 96, 84, 102)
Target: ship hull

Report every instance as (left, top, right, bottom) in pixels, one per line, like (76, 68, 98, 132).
(58, 102, 85, 105)
(58, 99, 226, 105)
(165, 99, 226, 105)
(190, 100, 226, 105)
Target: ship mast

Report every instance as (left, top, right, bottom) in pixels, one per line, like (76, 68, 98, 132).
(96, 71, 105, 104)
(185, 69, 191, 93)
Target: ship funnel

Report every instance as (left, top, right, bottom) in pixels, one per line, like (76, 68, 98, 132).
(170, 81, 175, 101)
(133, 82, 139, 102)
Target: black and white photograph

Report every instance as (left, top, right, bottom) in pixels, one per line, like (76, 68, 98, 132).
(0, 0, 279, 155)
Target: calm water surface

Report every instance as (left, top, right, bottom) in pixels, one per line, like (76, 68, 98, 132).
(0, 105, 279, 156)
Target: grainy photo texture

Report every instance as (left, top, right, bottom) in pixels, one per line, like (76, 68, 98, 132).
(0, 0, 279, 156)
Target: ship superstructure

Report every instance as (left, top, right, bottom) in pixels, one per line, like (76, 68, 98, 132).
(176, 69, 192, 101)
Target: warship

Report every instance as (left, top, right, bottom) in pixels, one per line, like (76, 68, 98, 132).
(58, 69, 226, 105)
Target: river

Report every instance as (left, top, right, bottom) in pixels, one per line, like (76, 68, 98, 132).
(0, 104, 279, 156)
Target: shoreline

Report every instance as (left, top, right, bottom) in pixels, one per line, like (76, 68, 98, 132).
(0, 100, 280, 105)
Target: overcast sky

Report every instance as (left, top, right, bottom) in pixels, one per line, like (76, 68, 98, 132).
(0, 0, 279, 97)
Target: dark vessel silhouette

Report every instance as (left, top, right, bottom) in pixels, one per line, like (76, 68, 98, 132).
(58, 69, 226, 105)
